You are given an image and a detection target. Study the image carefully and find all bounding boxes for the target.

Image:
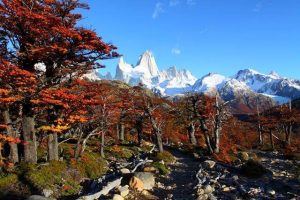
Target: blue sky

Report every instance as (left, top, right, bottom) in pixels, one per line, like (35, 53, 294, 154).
(79, 0, 300, 79)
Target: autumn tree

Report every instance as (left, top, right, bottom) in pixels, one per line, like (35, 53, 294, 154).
(0, 59, 36, 163)
(0, 0, 118, 162)
(180, 93, 229, 154)
(132, 85, 173, 152)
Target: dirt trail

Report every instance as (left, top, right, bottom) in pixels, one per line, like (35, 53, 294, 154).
(152, 148, 199, 200)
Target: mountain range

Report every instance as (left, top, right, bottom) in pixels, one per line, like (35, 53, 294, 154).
(84, 51, 300, 113)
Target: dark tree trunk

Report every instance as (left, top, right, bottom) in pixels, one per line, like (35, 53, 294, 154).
(258, 123, 263, 145)
(2, 109, 19, 163)
(22, 114, 37, 163)
(187, 123, 197, 145)
(74, 130, 83, 160)
(285, 124, 292, 145)
(269, 129, 274, 150)
(199, 119, 213, 154)
(136, 116, 143, 145)
(48, 133, 59, 161)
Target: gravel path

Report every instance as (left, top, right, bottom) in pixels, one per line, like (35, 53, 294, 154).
(152, 148, 199, 200)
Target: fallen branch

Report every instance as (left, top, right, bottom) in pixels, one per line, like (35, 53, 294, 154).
(77, 178, 122, 200)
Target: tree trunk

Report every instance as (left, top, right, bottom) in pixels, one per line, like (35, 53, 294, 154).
(156, 131, 164, 152)
(214, 126, 220, 153)
(136, 116, 143, 146)
(48, 132, 59, 161)
(100, 132, 105, 158)
(116, 124, 119, 141)
(269, 129, 274, 150)
(119, 124, 125, 142)
(258, 123, 263, 145)
(0, 143, 4, 166)
(22, 109, 37, 163)
(2, 109, 19, 163)
(199, 119, 213, 154)
(188, 123, 197, 145)
(74, 129, 83, 160)
(286, 124, 292, 145)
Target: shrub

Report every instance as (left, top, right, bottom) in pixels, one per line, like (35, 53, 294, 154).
(0, 173, 18, 188)
(154, 151, 175, 164)
(151, 162, 170, 175)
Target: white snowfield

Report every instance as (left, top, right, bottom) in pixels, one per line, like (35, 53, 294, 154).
(84, 51, 300, 104)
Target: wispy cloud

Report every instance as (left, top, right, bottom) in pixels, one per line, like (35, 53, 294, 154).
(186, 0, 197, 6)
(169, 0, 179, 7)
(152, 2, 165, 19)
(171, 48, 181, 55)
(253, 0, 265, 12)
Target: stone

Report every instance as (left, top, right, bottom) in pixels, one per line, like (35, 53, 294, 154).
(112, 194, 124, 200)
(223, 187, 231, 192)
(203, 160, 216, 169)
(267, 189, 276, 196)
(197, 188, 205, 195)
(208, 194, 217, 200)
(197, 194, 209, 200)
(193, 153, 201, 159)
(157, 181, 164, 189)
(120, 168, 130, 174)
(232, 175, 239, 181)
(129, 176, 144, 191)
(118, 185, 129, 197)
(143, 166, 157, 173)
(27, 196, 51, 200)
(239, 152, 249, 161)
(134, 172, 155, 190)
(42, 189, 53, 198)
(204, 185, 214, 194)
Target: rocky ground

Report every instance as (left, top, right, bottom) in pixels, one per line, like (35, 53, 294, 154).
(26, 148, 300, 200)
(195, 150, 300, 200)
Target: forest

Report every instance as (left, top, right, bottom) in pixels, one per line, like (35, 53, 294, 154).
(0, 1, 299, 200)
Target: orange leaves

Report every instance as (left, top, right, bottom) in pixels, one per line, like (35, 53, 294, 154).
(0, 133, 21, 144)
(38, 125, 70, 133)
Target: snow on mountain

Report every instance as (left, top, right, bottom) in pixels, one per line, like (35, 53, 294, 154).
(113, 51, 197, 95)
(86, 51, 300, 106)
(192, 73, 227, 94)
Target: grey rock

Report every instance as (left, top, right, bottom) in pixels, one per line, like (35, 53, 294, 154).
(112, 194, 124, 200)
(120, 168, 130, 174)
(42, 189, 53, 198)
(203, 160, 216, 169)
(204, 185, 214, 194)
(118, 185, 129, 197)
(134, 172, 155, 190)
(27, 195, 52, 200)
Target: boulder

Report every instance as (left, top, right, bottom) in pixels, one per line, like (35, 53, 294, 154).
(203, 160, 216, 169)
(42, 189, 53, 198)
(118, 185, 129, 197)
(143, 166, 157, 173)
(112, 194, 124, 200)
(120, 168, 131, 174)
(134, 172, 155, 190)
(238, 152, 249, 161)
(203, 185, 214, 194)
(27, 195, 52, 200)
(129, 176, 144, 191)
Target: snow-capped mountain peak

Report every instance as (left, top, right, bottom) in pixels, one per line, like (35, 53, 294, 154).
(86, 51, 300, 106)
(135, 51, 159, 77)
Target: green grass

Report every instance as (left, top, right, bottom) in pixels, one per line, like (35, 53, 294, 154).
(153, 151, 176, 164)
(151, 162, 170, 175)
